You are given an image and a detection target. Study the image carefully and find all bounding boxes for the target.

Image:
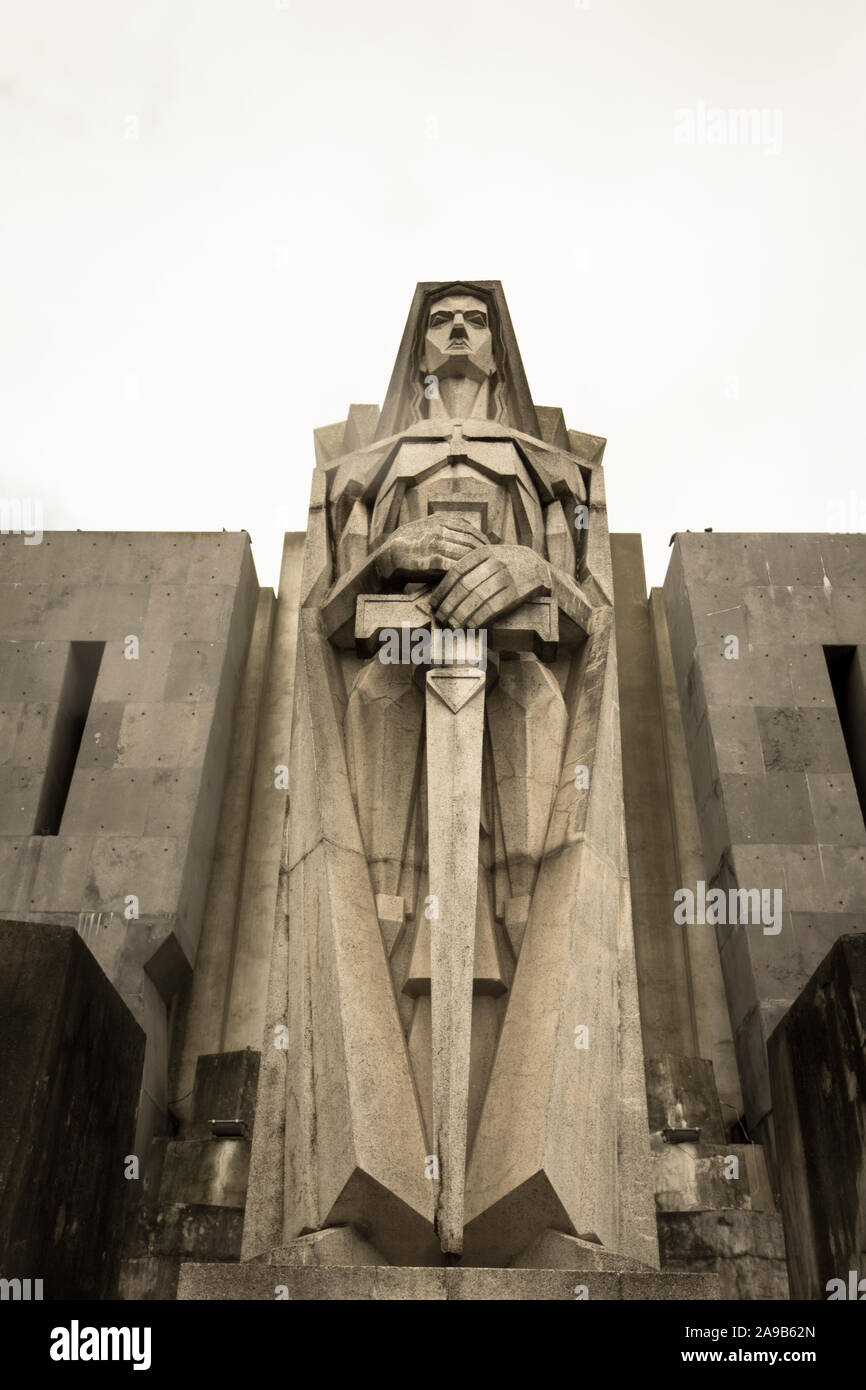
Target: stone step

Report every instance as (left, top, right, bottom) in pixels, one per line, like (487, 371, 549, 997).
(177, 1262, 719, 1300)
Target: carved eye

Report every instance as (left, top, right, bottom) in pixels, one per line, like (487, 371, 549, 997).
(464, 312, 487, 327)
(429, 311, 452, 327)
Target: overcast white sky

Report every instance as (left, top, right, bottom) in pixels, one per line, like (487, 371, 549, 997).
(2, 0, 865, 592)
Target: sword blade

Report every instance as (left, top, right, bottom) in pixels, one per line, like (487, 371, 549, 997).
(425, 662, 487, 1255)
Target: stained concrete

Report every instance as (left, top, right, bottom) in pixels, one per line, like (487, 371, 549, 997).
(5, 297, 864, 1305)
(663, 533, 866, 1156)
(768, 933, 866, 1299)
(119, 1050, 257, 1299)
(170, 589, 275, 1126)
(658, 1211, 788, 1300)
(0, 918, 144, 1298)
(0, 531, 259, 1152)
(177, 1260, 719, 1300)
(611, 537, 741, 1123)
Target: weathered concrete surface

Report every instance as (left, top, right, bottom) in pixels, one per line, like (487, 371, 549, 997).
(171, 590, 274, 1125)
(158, 1051, 259, 1205)
(119, 1050, 257, 1299)
(652, 1139, 775, 1215)
(0, 918, 144, 1298)
(238, 283, 660, 1279)
(122, 1200, 245, 1298)
(611, 537, 784, 1292)
(282, 607, 437, 1265)
(644, 1051, 785, 1295)
(512, 1230, 655, 1272)
(189, 1048, 260, 1134)
(177, 1260, 719, 1300)
(221, 543, 303, 1055)
(649, 588, 743, 1119)
(645, 1055, 727, 1142)
(612, 535, 696, 1059)
(659, 1211, 789, 1300)
(270, 1227, 388, 1266)
(239, 534, 304, 1262)
(612, 538, 741, 1128)
(663, 532, 866, 1157)
(768, 933, 866, 1299)
(0, 531, 259, 1149)
(463, 608, 658, 1269)
(17, 291, 859, 1305)
(157, 1139, 250, 1208)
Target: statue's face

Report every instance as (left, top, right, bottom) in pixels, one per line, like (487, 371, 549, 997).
(423, 293, 495, 376)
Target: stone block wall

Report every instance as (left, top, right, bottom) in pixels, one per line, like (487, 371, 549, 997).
(0, 532, 259, 1146)
(663, 533, 866, 1156)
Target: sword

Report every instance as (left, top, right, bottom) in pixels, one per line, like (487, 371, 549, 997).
(425, 653, 487, 1255)
(355, 593, 561, 1257)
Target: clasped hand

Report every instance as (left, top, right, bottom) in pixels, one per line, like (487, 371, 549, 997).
(375, 516, 551, 629)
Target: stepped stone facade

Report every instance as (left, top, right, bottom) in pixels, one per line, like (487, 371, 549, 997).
(0, 282, 863, 1300)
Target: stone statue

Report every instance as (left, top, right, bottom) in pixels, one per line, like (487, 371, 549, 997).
(281, 281, 656, 1271)
(420, 291, 496, 422)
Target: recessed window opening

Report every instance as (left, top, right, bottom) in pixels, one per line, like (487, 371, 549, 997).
(824, 645, 866, 828)
(33, 641, 104, 836)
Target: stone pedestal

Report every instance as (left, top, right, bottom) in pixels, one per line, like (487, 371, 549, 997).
(177, 1257, 719, 1301)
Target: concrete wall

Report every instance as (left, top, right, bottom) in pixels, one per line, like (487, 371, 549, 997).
(0, 918, 145, 1298)
(663, 532, 866, 1156)
(768, 934, 866, 1299)
(0, 531, 259, 1146)
(611, 534, 741, 1121)
(171, 532, 305, 1134)
(613, 534, 702, 1059)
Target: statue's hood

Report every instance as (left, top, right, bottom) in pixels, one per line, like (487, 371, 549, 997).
(374, 280, 542, 442)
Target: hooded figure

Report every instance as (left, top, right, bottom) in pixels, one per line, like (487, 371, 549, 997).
(280, 282, 652, 1274)
(375, 280, 541, 439)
